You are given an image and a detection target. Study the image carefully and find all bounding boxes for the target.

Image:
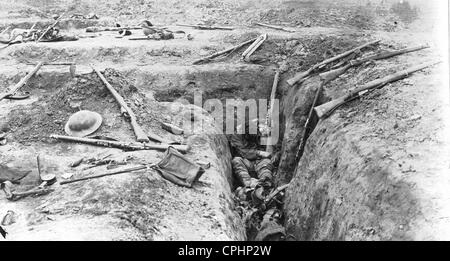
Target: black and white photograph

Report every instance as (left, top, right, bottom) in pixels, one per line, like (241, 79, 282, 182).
(0, 0, 448, 247)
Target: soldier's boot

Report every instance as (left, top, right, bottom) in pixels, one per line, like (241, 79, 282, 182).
(232, 157, 257, 188)
(255, 158, 274, 182)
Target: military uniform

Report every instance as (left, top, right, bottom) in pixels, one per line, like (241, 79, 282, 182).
(228, 134, 273, 188)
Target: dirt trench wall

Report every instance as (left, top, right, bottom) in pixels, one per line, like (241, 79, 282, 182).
(284, 116, 418, 240)
(282, 64, 450, 240)
(276, 77, 325, 185)
(0, 70, 246, 240)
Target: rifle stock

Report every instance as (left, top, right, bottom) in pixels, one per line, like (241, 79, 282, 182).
(177, 24, 234, 30)
(314, 60, 441, 118)
(319, 64, 351, 83)
(193, 37, 257, 65)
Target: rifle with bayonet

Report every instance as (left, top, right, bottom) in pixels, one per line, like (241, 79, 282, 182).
(176, 24, 234, 30)
(287, 39, 381, 86)
(319, 44, 430, 83)
(50, 134, 190, 153)
(314, 60, 441, 119)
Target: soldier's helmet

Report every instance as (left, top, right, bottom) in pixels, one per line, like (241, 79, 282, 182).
(64, 110, 102, 137)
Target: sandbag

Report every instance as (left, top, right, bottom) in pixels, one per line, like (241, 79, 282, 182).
(155, 147, 204, 187)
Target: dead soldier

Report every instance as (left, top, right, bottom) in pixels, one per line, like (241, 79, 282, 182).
(228, 118, 277, 203)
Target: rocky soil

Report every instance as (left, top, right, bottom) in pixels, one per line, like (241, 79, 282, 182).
(1, 0, 448, 241)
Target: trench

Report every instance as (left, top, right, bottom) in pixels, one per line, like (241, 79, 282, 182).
(0, 34, 428, 241)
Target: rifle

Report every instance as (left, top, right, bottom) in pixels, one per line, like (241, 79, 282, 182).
(147, 131, 180, 144)
(320, 44, 430, 83)
(254, 22, 295, 32)
(50, 134, 190, 153)
(60, 165, 153, 185)
(287, 39, 381, 86)
(0, 62, 44, 102)
(296, 82, 324, 161)
(90, 65, 150, 142)
(314, 60, 441, 119)
(193, 37, 257, 65)
(177, 24, 234, 30)
(36, 11, 66, 43)
(242, 34, 267, 62)
(26, 62, 75, 66)
(0, 26, 10, 35)
(160, 122, 184, 135)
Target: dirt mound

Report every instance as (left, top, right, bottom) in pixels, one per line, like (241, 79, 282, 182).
(3, 69, 162, 144)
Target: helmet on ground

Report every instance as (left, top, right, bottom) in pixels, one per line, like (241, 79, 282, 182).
(64, 110, 102, 137)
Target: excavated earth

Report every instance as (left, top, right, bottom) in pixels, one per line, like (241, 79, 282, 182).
(1, 0, 449, 241)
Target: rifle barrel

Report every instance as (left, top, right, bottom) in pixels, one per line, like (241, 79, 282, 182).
(50, 134, 190, 153)
(319, 44, 430, 83)
(60, 165, 149, 185)
(193, 37, 257, 65)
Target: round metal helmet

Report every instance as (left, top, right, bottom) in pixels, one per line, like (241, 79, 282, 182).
(64, 110, 102, 137)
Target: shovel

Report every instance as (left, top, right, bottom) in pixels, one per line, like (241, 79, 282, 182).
(37, 155, 57, 188)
